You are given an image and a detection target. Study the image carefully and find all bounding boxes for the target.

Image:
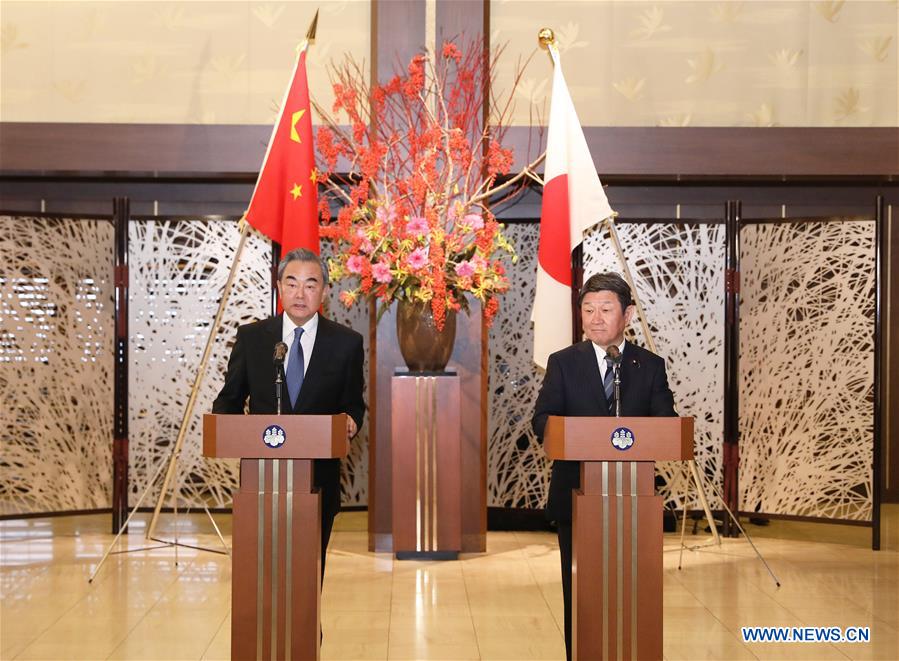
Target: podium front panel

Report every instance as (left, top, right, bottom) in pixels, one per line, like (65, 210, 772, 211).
(231, 458, 321, 661)
(572, 461, 662, 660)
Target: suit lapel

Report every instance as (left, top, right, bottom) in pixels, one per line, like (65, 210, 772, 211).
(577, 341, 610, 414)
(264, 315, 282, 349)
(293, 316, 333, 412)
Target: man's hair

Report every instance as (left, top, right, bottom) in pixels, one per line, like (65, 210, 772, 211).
(578, 272, 633, 311)
(277, 248, 329, 287)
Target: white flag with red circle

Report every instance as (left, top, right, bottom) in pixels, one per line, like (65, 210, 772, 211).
(532, 46, 614, 368)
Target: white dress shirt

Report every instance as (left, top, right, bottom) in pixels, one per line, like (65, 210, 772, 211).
(282, 312, 318, 377)
(591, 338, 626, 382)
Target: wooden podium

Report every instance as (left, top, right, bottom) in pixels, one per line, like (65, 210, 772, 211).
(544, 416, 694, 661)
(390, 373, 462, 559)
(203, 413, 348, 661)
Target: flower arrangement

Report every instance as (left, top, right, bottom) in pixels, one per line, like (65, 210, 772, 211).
(314, 39, 541, 330)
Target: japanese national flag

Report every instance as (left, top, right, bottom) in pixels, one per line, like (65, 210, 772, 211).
(532, 46, 613, 368)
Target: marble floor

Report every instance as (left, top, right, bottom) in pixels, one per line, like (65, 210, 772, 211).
(1, 506, 897, 660)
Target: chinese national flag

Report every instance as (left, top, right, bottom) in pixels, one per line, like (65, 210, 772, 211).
(245, 47, 320, 255)
(531, 45, 613, 368)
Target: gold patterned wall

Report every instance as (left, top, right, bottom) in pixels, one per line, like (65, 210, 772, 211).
(2, 1, 895, 127)
(0, 0, 370, 124)
(492, 0, 898, 127)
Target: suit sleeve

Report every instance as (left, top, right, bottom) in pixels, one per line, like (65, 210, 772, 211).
(212, 325, 249, 414)
(532, 352, 565, 442)
(649, 357, 678, 417)
(340, 332, 366, 434)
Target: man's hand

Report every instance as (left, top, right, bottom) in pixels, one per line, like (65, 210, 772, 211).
(346, 415, 358, 439)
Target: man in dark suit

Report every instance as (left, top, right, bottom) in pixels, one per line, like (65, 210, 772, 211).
(532, 272, 676, 660)
(212, 247, 365, 580)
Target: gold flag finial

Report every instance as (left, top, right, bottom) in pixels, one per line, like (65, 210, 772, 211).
(306, 9, 319, 43)
(538, 28, 555, 49)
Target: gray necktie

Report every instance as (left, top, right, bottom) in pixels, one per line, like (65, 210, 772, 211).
(286, 327, 304, 408)
(603, 356, 615, 411)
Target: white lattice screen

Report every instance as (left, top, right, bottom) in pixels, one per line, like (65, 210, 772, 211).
(739, 219, 875, 521)
(1, 215, 115, 515)
(127, 219, 270, 509)
(2, 214, 874, 522)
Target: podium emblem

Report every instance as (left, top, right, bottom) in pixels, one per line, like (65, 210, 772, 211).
(263, 425, 286, 448)
(611, 427, 635, 450)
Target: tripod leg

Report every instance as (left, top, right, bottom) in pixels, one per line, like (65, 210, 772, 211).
(204, 505, 231, 557)
(688, 460, 721, 546)
(173, 480, 179, 567)
(697, 467, 781, 588)
(88, 457, 169, 583)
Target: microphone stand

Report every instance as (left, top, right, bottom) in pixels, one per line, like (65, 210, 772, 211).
(275, 361, 286, 414)
(612, 364, 621, 417)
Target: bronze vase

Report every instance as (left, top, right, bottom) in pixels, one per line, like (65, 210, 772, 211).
(395, 299, 457, 372)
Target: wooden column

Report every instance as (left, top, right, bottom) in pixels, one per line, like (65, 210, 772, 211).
(111, 196, 129, 533)
(391, 374, 462, 558)
(367, 0, 489, 556)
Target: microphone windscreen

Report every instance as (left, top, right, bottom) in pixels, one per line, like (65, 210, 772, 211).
(273, 342, 288, 363)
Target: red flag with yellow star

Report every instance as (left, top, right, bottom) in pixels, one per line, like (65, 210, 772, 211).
(245, 47, 320, 255)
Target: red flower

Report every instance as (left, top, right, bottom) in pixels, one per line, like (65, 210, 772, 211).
(487, 139, 513, 176)
(316, 126, 339, 172)
(442, 41, 462, 63)
(404, 54, 426, 99)
(318, 198, 332, 224)
(484, 296, 500, 327)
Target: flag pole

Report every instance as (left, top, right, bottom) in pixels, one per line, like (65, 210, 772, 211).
(601, 216, 658, 355)
(145, 11, 320, 541)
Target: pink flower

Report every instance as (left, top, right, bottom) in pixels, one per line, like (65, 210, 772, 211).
(347, 255, 366, 274)
(463, 213, 484, 230)
(376, 205, 397, 223)
(454, 260, 476, 278)
(472, 254, 488, 270)
(372, 261, 392, 284)
(407, 247, 428, 270)
(355, 228, 374, 253)
(406, 215, 429, 237)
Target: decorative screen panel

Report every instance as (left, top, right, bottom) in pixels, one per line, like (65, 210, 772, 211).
(488, 223, 550, 508)
(739, 219, 874, 521)
(128, 219, 271, 508)
(583, 221, 726, 509)
(0, 215, 114, 515)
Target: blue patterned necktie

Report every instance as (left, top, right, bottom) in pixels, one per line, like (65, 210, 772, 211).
(603, 355, 615, 411)
(286, 327, 304, 408)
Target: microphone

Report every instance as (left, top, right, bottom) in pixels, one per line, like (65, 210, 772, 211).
(273, 342, 288, 365)
(606, 345, 622, 365)
(273, 342, 288, 414)
(606, 345, 622, 417)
